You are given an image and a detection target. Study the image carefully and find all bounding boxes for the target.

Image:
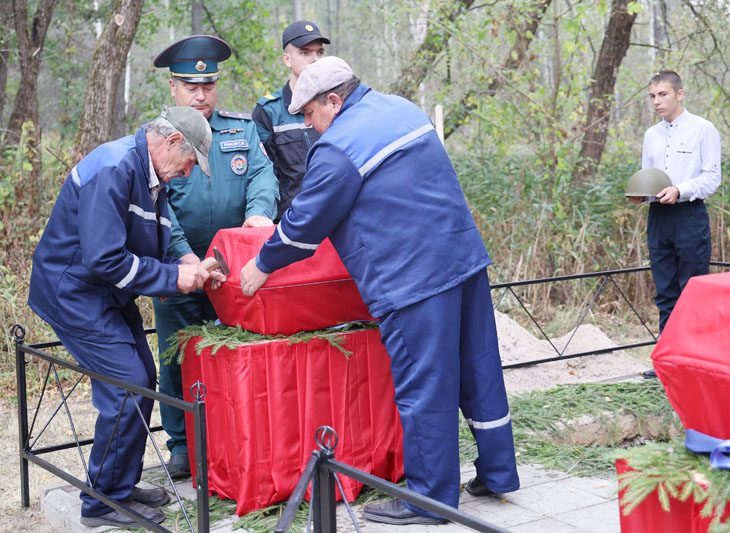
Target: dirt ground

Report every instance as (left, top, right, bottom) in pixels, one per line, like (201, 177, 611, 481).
(0, 313, 653, 531)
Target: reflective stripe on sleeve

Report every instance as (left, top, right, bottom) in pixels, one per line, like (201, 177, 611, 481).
(128, 204, 157, 221)
(359, 124, 434, 177)
(277, 224, 319, 250)
(115, 254, 140, 289)
(466, 412, 511, 430)
(159, 217, 171, 228)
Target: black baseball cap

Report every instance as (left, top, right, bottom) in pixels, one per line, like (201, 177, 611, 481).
(282, 21, 330, 50)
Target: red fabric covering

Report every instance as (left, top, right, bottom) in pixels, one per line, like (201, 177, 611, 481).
(651, 273, 730, 439)
(204, 227, 372, 335)
(616, 459, 730, 532)
(181, 327, 404, 515)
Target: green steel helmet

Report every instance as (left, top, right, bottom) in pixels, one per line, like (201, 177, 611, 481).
(625, 168, 672, 197)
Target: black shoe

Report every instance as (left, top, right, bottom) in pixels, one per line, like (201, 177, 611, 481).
(363, 499, 447, 526)
(642, 368, 657, 379)
(167, 452, 191, 479)
(80, 499, 165, 527)
(465, 477, 497, 497)
(131, 486, 170, 507)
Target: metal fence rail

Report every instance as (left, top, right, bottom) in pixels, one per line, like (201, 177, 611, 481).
(275, 426, 509, 533)
(12, 324, 210, 532)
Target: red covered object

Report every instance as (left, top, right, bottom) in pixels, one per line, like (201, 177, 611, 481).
(616, 459, 730, 532)
(181, 327, 404, 516)
(204, 227, 372, 335)
(652, 273, 730, 439)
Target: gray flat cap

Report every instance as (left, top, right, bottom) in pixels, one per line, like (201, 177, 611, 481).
(158, 106, 212, 176)
(288, 56, 353, 114)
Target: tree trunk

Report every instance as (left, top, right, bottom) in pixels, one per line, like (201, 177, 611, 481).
(7, 0, 58, 160)
(191, 0, 203, 34)
(75, 0, 143, 156)
(444, 0, 551, 139)
(573, 0, 637, 183)
(388, 0, 475, 101)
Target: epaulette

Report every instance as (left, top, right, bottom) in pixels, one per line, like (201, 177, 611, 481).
(264, 93, 276, 100)
(218, 109, 253, 120)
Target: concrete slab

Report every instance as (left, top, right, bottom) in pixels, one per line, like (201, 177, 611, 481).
(42, 463, 621, 532)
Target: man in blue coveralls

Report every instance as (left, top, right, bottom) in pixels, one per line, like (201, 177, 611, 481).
(152, 35, 279, 478)
(28, 107, 225, 527)
(241, 57, 520, 525)
(253, 21, 329, 219)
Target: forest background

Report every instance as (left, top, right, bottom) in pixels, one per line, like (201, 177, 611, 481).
(0, 0, 729, 378)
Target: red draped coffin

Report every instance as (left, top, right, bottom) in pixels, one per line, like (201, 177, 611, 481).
(181, 327, 405, 515)
(651, 273, 730, 439)
(204, 227, 373, 335)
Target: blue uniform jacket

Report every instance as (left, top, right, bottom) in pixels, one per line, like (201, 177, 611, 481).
(166, 110, 279, 259)
(28, 128, 180, 342)
(257, 84, 490, 317)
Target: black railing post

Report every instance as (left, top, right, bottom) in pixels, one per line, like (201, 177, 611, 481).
(12, 325, 30, 508)
(191, 381, 210, 533)
(312, 426, 338, 533)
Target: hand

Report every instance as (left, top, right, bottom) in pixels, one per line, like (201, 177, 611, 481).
(240, 257, 270, 296)
(626, 196, 646, 205)
(179, 252, 201, 265)
(177, 263, 208, 294)
(200, 257, 227, 290)
(656, 186, 680, 205)
(243, 215, 274, 228)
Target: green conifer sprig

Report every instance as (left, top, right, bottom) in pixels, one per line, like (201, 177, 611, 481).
(617, 441, 730, 529)
(160, 321, 379, 365)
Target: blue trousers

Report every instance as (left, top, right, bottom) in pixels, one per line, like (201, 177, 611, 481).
(153, 291, 217, 455)
(51, 309, 155, 517)
(648, 201, 710, 333)
(378, 269, 519, 516)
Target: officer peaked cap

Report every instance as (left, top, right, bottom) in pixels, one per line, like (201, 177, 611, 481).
(154, 35, 232, 83)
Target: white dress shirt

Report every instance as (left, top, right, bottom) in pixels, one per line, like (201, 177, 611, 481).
(642, 109, 722, 202)
(148, 149, 161, 203)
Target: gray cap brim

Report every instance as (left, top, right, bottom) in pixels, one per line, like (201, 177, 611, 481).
(193, 145, 211, 176)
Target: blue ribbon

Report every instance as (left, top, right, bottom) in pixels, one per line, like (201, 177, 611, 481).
(685, 429, 730, 470)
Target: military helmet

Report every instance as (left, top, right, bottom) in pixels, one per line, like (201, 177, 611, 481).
(625, 168, 672, 197)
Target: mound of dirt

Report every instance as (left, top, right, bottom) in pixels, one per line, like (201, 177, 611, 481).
(495, 311, 647, 394)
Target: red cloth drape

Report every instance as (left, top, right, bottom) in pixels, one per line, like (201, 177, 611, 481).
(181, 327, 404, 515)
(204, 227, 372, 335)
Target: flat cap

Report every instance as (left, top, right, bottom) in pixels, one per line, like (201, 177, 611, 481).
(282, 21, 330, 50)
(154, 35, 231, 83)
(158, 106, 213, 176)
(288, 56, 354, 114)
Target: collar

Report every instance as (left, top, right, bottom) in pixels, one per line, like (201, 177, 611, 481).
(333, 83, 370, 124)
(147, 149, 160, 202)
(663, 109, 688, 128)
(283, 82, 293, 108)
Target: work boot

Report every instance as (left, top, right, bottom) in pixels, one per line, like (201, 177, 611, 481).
(363, 499, 447, 525)
(131, 486, 170, 507)
(465, 477, 498, 497)
(79, 499, 165, 527)
(167, 452, 191, 479)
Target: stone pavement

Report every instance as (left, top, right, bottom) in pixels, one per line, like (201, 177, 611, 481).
(41, 463, 621, 532)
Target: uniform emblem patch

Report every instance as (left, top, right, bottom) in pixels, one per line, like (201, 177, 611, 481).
(195, 60, 207, 72)
(230, 154, 248, 175)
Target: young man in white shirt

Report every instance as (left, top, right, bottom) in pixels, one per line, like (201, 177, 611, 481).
(631, 70, 722, 377)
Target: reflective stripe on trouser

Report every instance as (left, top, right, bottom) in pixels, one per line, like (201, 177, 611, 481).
(51, 315, 155, 517)
(153, 291, 217, 454)
(647, 201, 710, 333)
(378, 269, 519, 517)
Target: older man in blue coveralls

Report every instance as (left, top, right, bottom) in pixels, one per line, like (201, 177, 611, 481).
(28, 107, 225, 527)
(152, 35, 279, 478)
(241, 57, 520, 526)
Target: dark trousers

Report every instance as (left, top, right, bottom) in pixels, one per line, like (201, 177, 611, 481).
(51, 312, 155, 517)
(153, 291, 217, 455)
(648, 200, 710, 333)
(378, 269, 519, 516)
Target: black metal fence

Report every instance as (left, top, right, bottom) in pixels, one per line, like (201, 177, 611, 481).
(12, 324, 210, 533)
